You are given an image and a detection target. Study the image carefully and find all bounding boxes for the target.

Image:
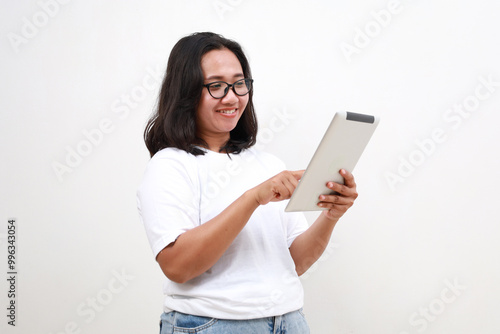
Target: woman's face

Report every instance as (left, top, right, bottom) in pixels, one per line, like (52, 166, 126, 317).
(196, 48, 249, 150)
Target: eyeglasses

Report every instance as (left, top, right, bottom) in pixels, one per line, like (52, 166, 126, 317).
(203, 78, 253, 99)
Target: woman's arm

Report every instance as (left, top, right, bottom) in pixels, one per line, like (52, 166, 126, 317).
(289, 169, 358, 276)
(156, 170, 304, 283)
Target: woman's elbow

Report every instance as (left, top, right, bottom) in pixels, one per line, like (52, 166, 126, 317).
(161, 266, 191, 284)
(156, 249, 192, 283)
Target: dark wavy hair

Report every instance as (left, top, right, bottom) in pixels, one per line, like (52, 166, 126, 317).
(144, 32, 258, 157)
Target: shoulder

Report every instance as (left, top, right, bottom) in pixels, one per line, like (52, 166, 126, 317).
(148, 147, 200, 170)
(140, 148, 200, 188)
(151, 147, 196, 162)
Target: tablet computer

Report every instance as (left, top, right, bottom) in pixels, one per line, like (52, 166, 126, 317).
(285, 111, 380, 212)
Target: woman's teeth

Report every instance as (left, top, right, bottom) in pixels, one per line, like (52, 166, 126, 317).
(217, 109, 236, 114)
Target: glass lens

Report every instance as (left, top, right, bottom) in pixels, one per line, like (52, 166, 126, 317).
(208, 82, 228, 98)
(234, 79, 251, 95)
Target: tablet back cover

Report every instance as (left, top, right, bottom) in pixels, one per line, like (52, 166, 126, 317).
(285, 111, 379, 212)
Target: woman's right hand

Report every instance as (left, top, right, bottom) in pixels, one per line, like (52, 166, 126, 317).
(250, 170, 304, 205)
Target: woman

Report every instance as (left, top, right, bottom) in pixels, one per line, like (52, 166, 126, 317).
(137, 32, 358, 333)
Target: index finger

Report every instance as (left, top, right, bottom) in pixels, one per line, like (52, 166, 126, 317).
(291, 170, 305, 180)
(340, 169, 356, 188)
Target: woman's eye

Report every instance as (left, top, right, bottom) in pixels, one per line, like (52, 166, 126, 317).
(210, 83, 223, 90)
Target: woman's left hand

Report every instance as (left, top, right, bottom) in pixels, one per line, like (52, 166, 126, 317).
(317, 169, 358, 221)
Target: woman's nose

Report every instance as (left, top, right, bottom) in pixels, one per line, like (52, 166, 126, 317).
(221, 87, 239, 104)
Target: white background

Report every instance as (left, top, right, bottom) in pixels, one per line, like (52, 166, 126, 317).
(1, 0, 500, 333)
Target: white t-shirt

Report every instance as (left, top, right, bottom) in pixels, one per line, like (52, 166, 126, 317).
(137, 147, 309, 319)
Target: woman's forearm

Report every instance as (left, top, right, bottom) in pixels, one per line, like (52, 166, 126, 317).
(289, 214, 338, 276)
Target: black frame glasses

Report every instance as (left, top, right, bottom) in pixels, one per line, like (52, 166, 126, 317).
(203, 78, 253, 99)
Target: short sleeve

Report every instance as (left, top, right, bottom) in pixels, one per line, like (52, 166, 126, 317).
(137, 148, 200, 258)
(282, 208, 309, 247)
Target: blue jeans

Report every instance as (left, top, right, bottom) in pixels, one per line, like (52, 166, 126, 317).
(159, 309, 310, 334)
